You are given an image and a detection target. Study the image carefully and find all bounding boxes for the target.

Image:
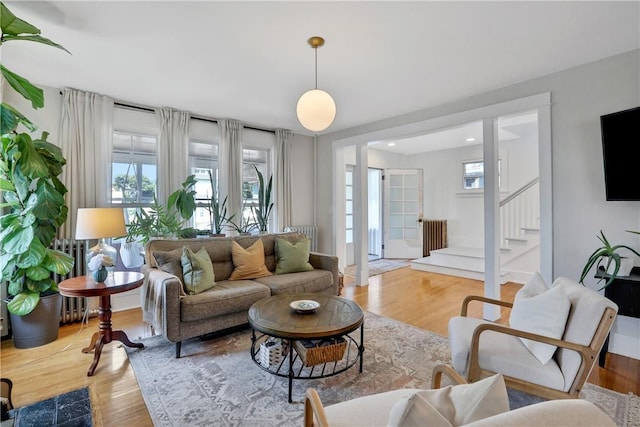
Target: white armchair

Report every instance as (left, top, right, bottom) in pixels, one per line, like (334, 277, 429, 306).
(303, 364, 615, 427)
(448, 275, 617, 399)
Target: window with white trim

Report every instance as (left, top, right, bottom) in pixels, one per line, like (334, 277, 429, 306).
(242, 147, 270, 231)
(190, 139, 220, 231)
(111, 131, 158, 223)
(462, 159, 503, 190)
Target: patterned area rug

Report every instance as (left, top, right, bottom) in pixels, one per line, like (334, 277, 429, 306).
(126, 312, 639, 427)
(343, 259, 411, 278)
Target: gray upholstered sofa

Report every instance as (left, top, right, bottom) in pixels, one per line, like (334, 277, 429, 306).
(141, 232, 339, 357)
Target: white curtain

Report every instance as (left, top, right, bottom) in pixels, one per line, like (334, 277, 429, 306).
(157, 108, 190, 201)
(275, 129, 293, 230)
(219, 120, 243, 223)
(59, 88, 114, 239)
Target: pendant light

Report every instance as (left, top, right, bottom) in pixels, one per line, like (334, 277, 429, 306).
(296, 36, 336, 133)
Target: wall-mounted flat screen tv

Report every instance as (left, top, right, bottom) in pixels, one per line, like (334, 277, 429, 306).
(600, 106, 640, 201)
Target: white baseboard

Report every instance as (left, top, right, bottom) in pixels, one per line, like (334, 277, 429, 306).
(111, 288, 141, 312)
(607, 315, 640, 360)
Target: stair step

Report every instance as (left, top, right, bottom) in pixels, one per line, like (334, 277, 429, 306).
(522, 227, 540, 235)
(411, 258, 510, 283)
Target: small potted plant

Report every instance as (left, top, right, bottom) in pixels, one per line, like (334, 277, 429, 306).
(88, 254, 114, 282)
(579, 230, 640, 289)
(252, 165, 273, 233)
(204, 170, 234, 236)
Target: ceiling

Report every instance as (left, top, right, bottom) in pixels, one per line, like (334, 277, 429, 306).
(3, 1, 639, 138)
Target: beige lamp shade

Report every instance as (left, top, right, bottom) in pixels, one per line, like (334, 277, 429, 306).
(296, 89, 337, 132)
(75, 208, 127, 240)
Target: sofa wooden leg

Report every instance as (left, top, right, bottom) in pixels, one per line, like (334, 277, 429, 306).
(176, 341, 181, 358)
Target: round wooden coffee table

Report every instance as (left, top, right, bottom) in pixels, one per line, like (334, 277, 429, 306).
(248, 293, 364, 403)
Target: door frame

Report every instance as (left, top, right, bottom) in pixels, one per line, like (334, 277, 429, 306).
(332, 93, 552, 305)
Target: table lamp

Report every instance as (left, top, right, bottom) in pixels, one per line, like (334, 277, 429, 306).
(75, 208, 127, 274)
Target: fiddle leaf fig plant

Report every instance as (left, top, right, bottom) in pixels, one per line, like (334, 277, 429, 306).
(0, 2, 74, 316)
(579, 230, 640, 290)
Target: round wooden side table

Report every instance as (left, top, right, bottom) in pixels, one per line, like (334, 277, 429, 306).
(58, 271, 145, 376)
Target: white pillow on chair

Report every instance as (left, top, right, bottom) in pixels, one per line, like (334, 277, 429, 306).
(509, 272, 571, 364)
(387, 374, 509, 427)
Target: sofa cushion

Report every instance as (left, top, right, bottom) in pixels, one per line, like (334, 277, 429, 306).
(152, 248, 184, 284)
(448, 316, 565, 391)
(229, 239, 273, 280)
(387, 374, 509, 427)
(181, 246, 216, 295)
(254, 269, 333, 295)
(324, 389, 422, 427)
(509, 272, 571, 364)
(275, 237, 314, 275)
(180, 280, 271, 322)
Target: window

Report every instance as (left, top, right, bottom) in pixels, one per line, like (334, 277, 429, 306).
(190, 139, 220, 231)
(462, 159, 502, 190)
(242, 147, 270, 231)
(345, 167, 354, 244)
(111, 131, 158, 222)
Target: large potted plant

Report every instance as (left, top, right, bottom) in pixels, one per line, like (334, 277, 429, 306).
(579, 230, 640, 290)
(125, 175, 198, 243)
(0, 2, 74, 347)
(252, 165, 273, 233)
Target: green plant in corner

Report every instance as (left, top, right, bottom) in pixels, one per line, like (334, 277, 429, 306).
(579, 230, 640, 290)
(252, 165, 273, 232)
(0, 2, 74, 316)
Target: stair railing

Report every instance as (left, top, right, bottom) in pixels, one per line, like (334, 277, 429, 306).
(499, 177, 539, 247)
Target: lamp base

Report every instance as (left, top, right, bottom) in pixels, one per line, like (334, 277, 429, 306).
(86, 239, 117, 274)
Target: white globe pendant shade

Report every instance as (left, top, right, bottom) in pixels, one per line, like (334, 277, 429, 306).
(296, 89, 336, 132)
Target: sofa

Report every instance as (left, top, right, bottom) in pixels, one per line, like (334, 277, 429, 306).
(141, 232, 339, 357)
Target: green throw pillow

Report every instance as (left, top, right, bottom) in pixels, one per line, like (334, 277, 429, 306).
(275, 237, 314, 275)
(180, 246, 216, 295)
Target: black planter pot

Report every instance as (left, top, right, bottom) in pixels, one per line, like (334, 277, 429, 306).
(9, 293, 62, 349)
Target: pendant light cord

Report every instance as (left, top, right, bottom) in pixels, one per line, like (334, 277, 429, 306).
(314, 47, 318, 89)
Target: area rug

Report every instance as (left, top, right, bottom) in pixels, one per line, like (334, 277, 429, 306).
(9, 387, 92, 427)
(343, 258, 411, 278)
(126, 312, 639, 427)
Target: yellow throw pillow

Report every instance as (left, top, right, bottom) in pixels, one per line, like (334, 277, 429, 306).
(229, 239, 272, 280)
(180, 246, 216, 295)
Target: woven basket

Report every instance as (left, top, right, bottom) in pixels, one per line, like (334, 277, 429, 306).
(294, 337, 347, 367)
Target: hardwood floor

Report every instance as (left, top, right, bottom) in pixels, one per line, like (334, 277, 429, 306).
(1, 268, 638, 426)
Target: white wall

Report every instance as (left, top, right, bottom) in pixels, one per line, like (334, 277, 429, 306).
(316, 49, 640, 359)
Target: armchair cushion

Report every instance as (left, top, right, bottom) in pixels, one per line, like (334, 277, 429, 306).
(448, 316, 565, 390)
(509, 272, 571, 364)
(387, 374, 509, 427)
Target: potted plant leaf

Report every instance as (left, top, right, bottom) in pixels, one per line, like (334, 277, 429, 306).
(125, 175, 197, 243)
(205, 170, 234, 236)
(579, 230, 640, 290)
(0, 2, 74, 347)
(252, 165, 273, 233)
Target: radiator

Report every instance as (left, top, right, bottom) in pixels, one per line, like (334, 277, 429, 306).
(423, 219, 447, 257)
(51, 239, 89, 324)
(284, 226, 318, 252)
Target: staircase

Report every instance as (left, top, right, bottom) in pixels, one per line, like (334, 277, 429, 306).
(411, 178, 540, 284)
(411, 227, 539, 284)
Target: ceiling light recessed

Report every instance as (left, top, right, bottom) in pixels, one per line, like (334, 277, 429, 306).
(466, 137, 475, 142)
(387, 142, 396, 147)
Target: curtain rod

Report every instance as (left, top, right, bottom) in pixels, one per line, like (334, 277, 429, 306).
(59, 90, 276, 134)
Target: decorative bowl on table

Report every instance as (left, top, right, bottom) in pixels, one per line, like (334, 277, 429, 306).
(290, 299, 320, 313)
